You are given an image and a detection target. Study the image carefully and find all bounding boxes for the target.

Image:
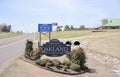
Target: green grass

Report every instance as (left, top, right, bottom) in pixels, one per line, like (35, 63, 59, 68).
(0, 33, 22, 39)
(37, 30, 92, 40)
(37, 29, 120, 40)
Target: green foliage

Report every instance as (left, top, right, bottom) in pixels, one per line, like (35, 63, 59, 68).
(24, 39, 33, 58)
(52, 59, 61, 68)
(0, 23, 11, 32)
(36, 59, 46, 66)
(66, 47, 86, 67)
(62, 60, 71, 68)
(30, 48, 43, 60)
(36, 59, 41, 65)
(36, 58, 52, 67)
(56, 26, 62, 32)
(36, 58, 53, 68)
(101, 19, 108, 25)
(70, 25, 74, 30)
(43, 58, 52, 63)
(80, 25, 85, 29)
(70, 63, 80, 72)
(64, 25, 70, 31)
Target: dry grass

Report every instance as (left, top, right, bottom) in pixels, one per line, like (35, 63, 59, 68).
(0, 33, 22, 39)
(37, 30, 92, 40)
(77, 30, 120, 59)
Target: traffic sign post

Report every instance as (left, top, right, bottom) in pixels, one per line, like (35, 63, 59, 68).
(38, 24, 52, 32)
(38, 24, 53, 46)
(37, 23, 72, 57)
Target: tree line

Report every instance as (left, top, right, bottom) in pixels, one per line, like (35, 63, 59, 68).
(64, 25, 85, 31)
(0, 23, 11, 32)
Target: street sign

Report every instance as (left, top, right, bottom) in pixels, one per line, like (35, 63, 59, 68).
(52, 23, 58, 26)
(38, 24, 52, 32)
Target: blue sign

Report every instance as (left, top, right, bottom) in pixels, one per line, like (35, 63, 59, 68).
(38, 24, 52, 32)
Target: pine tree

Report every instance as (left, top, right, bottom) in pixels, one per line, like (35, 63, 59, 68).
(24, 39, 33, 58)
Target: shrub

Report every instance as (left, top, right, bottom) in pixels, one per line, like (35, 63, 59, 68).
(66, 47, 86, 67)
(62, 60, 71, 68)
(30, 48, 43, 60)
(52, 59, 61, 69)
(62, 65, 68, 71)
(70, 63, 80, 72)
(43, 58, 52, 63)
(36, 58, 52, 66)
(46, 62, 53, 68)
(24, 39, 33, 58)
(36, 59, 43, 65)
(36, 59, 44, 66)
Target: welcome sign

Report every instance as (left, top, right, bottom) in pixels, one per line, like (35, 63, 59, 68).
(41, 39, 71, 57)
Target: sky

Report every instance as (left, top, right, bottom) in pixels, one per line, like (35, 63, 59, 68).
(0, 0, 120, 33)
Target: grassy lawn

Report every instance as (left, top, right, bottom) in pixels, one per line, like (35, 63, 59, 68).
(36, 29, 120, 58)
(37, 30, 92, 40)
(76, 29, 120, 59)
(0, 33, 22, 39)
(86, 33, 120, 59)
(36, 29, 120, 40)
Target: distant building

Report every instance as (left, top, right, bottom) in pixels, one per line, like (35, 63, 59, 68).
(100, 19, 120, 29)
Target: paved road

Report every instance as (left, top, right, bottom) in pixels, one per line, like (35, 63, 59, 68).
(0, 33, 36, 73)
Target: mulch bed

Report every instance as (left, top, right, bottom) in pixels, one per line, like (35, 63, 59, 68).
(22, 58, 85, 75)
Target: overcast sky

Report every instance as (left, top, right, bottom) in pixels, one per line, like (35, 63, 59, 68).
(0, 0, 120, 32)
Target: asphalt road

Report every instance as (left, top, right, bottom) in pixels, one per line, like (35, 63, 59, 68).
(0, 33, 36, 73)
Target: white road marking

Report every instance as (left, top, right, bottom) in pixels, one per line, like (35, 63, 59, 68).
(0, 36, 29, 49)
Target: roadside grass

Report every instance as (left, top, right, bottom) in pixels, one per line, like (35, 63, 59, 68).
(106, 29, 120, 32)
(0, 59, 19, 77)
(37, 30, 92, 40)
(0, 70, 10, 77)
(0, 33, 22, 39)
(77, 30, 120, 59)
(37, 29, 120, 40)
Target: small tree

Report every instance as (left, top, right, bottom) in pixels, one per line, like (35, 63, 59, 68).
(56, 26, 63, 32)
(66, 47, 86, 67)
(24, 39, 33, 58)
(2, 25, 7, 32)
(64, 25, 70, 31)
(70, 25, 74, 30)
(80, 25, 85, 29)
(7, 25, 11, 32)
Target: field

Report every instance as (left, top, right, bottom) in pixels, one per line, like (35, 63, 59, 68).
(0, 32, 22, 39)
(81, 30, 120, 59)
(37, 29, 120, 59)
(37, 30, 92, 40)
